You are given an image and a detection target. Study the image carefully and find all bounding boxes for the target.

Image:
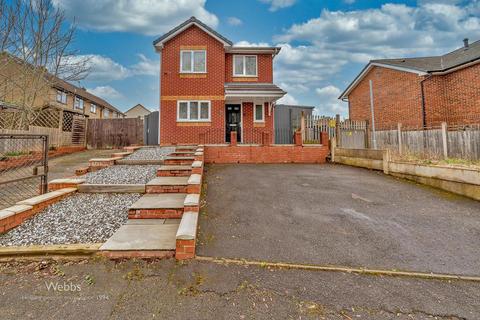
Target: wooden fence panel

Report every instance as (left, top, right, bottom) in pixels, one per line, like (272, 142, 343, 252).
(86, 118, 144, 149)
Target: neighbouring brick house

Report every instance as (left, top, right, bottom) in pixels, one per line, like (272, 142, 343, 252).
(153, 17, 286, 145)
(0, 52, 124, 119)
(339, 39, 480, 129)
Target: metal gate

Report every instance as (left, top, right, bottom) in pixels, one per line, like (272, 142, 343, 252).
(144, 111, 159, 145)
(0, 134, 48, 210)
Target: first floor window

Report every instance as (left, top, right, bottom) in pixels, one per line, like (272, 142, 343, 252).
(74, 97, 84, 110)
(233, 55, 257, 77)
(56, 90, 67, 104)
(254, 104, 264, 122)
(177, 101, 210, 121)
(103, 108, 110, 118)
(90, 104, 97, 113)
(180, 50, 206, 73)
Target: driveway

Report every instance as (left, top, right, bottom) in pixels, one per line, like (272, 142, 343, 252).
(197, 164, 480, 276)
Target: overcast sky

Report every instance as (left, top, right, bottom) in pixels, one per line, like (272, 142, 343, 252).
(51, 0, 480, 116)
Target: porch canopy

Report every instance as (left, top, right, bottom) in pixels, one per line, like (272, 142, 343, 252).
(224, 83, 286, 105)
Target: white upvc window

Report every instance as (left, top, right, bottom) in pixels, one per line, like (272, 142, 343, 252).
(233, 55, 257, 77)
(90, 104, 97, 113)
(56, 90, 67, 104)
(180, 50, 206, 73)
(254, 104, 265, 122)
(103, 108, 110, 118)
(74, 97, 84, 110)
(177, 101, 211, 122)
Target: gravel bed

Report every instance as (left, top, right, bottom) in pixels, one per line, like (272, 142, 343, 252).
(0, 193, 141, 246)
(125, 147, 174, 160)
(85, 165, 158, 184)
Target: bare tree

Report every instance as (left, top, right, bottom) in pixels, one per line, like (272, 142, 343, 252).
(0, 0, 89, 129)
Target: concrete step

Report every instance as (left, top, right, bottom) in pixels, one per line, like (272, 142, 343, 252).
(100, 223, 178, 251)
(129, 193, 187, 219)
(157, 165, 192, 177)
(146, 176, 189, 193)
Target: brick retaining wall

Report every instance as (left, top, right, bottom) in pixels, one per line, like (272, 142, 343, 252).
(204, 144, 329, 164)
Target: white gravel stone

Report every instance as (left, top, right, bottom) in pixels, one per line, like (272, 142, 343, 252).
(0, 193, 141, 246)
(125, 147, 174, 161)
(85, 165, 158, 184)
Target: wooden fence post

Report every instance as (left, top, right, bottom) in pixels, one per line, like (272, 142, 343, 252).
(300, 111, 305, 142)
(397, 123, 402, 155)
(335, 114, 341, 147)
(441, 122, 448, 159)
(331, 137, 336, 162)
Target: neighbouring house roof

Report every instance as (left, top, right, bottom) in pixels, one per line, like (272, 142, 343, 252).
(152, 17, 281, 56)
(153, 16, 233, 48)
(339, 39, 480, 100)
(52, 78, 124, 116)
(224, 83, 286, 99)
(125, 103, 151, 114)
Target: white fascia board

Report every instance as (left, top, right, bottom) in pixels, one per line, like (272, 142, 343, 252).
(154, 22, 231, 48)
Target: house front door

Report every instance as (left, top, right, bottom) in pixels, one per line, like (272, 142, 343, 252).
(225, 104, 241, 143)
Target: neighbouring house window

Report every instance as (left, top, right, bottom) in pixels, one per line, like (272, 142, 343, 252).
(103, 108, 110, 118)
(90, 104, 97, 113)
(56, 90, 67, 104)
(254, 104, 264, 122)
(180, 50, 206, 73)
(233, 55, 257, 77)
(177, 101, 210, 121)
(74, 97, 84, 110)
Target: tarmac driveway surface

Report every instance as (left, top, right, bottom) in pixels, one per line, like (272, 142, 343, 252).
(197, 164, 480, 276)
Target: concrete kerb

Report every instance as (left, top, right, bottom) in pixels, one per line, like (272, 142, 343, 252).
(195, 256, 480, 283)
(0, 243, 102, 258)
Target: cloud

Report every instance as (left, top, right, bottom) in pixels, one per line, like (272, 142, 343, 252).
(81, 55, 130, 81)
(315, 85, 347, 115)
(87, 86, 123, 100)
(234, 41, 271, 47)
(130, 54, 159, 76)
(277, 93, 298, 105)
(227, 17, 243, 26)
(51, 0, 218, 35)
(259, 0, 296, 12)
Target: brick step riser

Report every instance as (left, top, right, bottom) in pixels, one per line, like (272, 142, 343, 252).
(145, 186, 188, 194)
(128, 208, 184, 219)
(164, 159, 194, 165)
(156, 170, 192, 177)
(170, 152, 195, 157)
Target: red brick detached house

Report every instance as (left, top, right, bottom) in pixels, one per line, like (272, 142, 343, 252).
(340, 39, 480, 129)
(153, 17, 286, 145)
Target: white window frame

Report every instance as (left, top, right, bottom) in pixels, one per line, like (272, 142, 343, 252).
(90, 104, 97, 113)
(254, 104, 265, 123)
(103, 108, 110, 118)
(180, 50, 207, 73)
(177, 100, 211, 122)
(74, 96, 84, 110)
(233, 55, 258, 77)
(56, 90, 67, 104)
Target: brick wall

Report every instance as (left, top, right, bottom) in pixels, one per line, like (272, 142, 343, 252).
(348, 66, 424, 129)
(348, 64, 480, 128)
(225, 53, 273, 83)
(204, 144, 329, 164)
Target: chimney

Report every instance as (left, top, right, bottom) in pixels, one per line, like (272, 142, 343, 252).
(463, 38, 469, 48)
